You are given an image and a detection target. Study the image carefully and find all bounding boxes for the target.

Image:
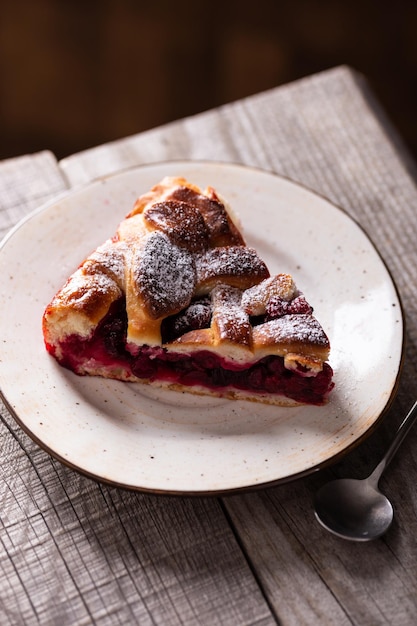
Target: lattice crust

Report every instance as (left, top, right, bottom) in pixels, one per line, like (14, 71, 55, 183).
(43, 176, 333, 405)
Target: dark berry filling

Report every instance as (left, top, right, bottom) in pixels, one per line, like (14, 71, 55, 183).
(265, 294, 313, 320)
(161, 296, 212, 343)
(48, 297, 333, 405)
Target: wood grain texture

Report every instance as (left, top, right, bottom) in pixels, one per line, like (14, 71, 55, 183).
(0, 152, 275, 625)
(2, 65, 417, 625)
(0, 151, 67, 239)
(0, 407, 275, 625)
(224, 466, 417, 626)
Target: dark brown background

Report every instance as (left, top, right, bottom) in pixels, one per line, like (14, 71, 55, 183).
(1, 0, 416, 161)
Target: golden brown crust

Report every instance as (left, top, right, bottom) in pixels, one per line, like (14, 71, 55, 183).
(43, 176, 332, 402)
(252, 315, 330, 358)
(242, 274, 298, 315)
(42, 269, 122, 353)
(195, 247, 269, 295)
(143, 200, 209, 253)
(44, 176, 269, 348)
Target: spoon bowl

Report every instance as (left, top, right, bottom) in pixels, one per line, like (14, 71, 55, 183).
(314, 400, 417, 541)
(314, 477, 393, 541)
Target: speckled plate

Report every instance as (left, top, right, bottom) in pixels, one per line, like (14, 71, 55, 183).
(0, 161, 404, 494)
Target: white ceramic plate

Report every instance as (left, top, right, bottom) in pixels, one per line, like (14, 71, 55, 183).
(0, 161, 404, 494)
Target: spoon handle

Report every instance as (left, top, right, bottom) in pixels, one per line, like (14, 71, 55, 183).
(369, 399, 417, 486)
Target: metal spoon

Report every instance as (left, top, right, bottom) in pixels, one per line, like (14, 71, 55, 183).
(314, 399, 417, 541)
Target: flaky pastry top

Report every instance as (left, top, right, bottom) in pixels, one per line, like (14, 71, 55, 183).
(43, 176, 330, 369)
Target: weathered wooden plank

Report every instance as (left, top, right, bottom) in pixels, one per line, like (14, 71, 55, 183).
(0, 151, 276, 625)
(0, 407, 276, 625)
(0, 151, 68, 239)
(3, 65, 417, 625)
(224, 413, 417, 626)
(213, 66, 417, 625)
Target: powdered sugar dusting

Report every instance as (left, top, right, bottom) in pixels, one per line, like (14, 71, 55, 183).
(196, 246, 269, 288)
(144, 201, 209, 252)
(162, 297, 212, 342)
(134, 231, 196, 319)
(84, 240, 127, 289)
(242, 274, 298, 315)
(59, 270, 119, 304)
(169, 185, 244, 246)
(254, 314, 330, 346)
(211, 284, 252, 345)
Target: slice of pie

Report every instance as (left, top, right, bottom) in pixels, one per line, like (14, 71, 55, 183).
(42, 176, 334, 405)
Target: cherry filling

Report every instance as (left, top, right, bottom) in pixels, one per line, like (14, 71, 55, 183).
(49, 297, 333, 405)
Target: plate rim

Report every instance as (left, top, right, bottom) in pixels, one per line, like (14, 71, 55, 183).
(0, 159, 406, 494)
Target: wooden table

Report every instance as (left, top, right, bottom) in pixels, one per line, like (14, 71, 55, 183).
(2, 65, 417, 625)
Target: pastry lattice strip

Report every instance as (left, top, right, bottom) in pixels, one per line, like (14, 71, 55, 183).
(43, 176, 333, 405)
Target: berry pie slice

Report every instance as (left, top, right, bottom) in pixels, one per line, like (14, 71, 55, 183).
(43, 177, 334, 405)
